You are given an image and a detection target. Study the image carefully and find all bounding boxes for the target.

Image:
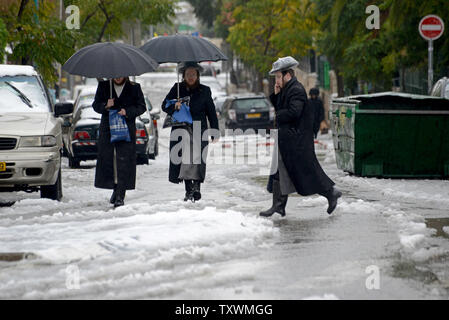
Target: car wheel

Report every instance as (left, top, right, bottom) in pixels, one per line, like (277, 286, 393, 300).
(40, 167, 63, 201)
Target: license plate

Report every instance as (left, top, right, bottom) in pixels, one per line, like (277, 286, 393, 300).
(0, 162, 6, 172)
(246, 113, 261, 119)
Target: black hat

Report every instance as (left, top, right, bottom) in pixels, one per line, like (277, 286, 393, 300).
(309, 87, 320, 95)
(178, 61, 204, 74)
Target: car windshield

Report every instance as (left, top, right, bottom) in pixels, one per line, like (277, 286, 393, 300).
(0, 75, 50, 112)
(233, 98, 270, 110)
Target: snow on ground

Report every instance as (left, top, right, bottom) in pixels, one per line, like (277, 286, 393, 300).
(1, 88, 449, 299)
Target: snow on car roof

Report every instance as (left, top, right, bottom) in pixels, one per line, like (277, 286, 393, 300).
(0, 64, 38, 77)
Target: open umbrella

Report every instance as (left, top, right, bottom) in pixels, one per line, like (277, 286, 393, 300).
(63, 42, 159, 98)
(140, 34, 228, 98)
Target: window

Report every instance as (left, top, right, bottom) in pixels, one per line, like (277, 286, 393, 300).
(232, 98, 270, 110)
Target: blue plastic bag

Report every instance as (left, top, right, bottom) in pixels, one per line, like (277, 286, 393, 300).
(165, 97, 193, 125)
(109, 109, 131, 143)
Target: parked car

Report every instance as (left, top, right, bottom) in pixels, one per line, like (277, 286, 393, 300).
(63, 90, 160, 167)
(430, 77, 449, 99)
(214, 96, 228, 115)
(201, 76, 227, 100)
(0, 65, 73, 200)
(62, 86, 97, 164)
(64, 100, 100, 168)
(219, 94, 275, 135)
(139, 96, 160, 162)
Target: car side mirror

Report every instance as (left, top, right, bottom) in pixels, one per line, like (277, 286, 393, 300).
(55, 102, 74, 116)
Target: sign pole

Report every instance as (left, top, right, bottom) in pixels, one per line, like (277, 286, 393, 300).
(419, 15, 444, 94)
(428, 39, 433, 94)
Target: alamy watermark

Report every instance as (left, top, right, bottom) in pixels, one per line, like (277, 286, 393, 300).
(366, 5, 380, 30)
(365, 265, 380, 290)
(65, 264, 80, 290)
(65, 5, 80, 30)
(169, 121, 278, 176)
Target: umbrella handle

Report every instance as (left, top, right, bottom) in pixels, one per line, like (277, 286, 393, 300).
(110, 79, 113, 99)
(177, 65, 180, 100)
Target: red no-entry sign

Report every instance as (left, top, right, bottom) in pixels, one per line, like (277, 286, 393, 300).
(419, 15, 444, 41)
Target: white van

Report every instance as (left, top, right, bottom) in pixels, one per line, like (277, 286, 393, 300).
(0, 65, 73, 200)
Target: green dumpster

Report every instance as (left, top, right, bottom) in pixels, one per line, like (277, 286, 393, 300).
(330, 92, 449, 178)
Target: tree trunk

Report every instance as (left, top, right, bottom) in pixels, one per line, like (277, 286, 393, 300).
(17, 0, 30, 21)
(336, 69, 345, 97)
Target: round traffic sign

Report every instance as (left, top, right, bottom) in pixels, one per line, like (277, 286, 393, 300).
(419, 15, 444, 41)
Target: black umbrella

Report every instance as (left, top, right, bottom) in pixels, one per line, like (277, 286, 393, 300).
(140, 34, 228, 98)
(63, 42, 159, 98)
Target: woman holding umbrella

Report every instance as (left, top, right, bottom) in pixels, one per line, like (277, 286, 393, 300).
(93, 77, 146, 207)
(63, 42, 158, 208)
(162, 62, 219, 202)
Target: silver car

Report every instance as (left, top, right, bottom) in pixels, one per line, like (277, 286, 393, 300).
(0, 65, 72, 201)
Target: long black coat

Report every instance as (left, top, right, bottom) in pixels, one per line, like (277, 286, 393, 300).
(162, 81, 219, 184)
(267, 77, 334, 196)
(92, 80, 146, 190)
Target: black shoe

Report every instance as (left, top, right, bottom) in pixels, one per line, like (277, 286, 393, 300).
(114, 198, 124, 208)
(192, 181, 201, 202)
(259, 179, 287, 217)
(184, 180, 194, 202)
(110, 185, 117, 204)
(110, 191, 116, 204)
(326, 188, 342, 214)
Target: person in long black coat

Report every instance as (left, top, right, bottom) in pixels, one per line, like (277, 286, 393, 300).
(162, 62, 219, 202)
(260, 57, 342, 217)
(309, 87, 325, 138)
(92, 78, 146, 207)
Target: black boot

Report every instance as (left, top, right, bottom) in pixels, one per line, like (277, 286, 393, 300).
(114, 189, 125, 208)
(259, 179, 288, 217)
(321, 187, 342, 214)
(110, 184, 117, 204)
(184, 180, 194, 202)
(192, 180, 201, 202)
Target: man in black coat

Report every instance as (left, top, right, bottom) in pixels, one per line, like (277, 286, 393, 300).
(309, 87, 325, 138)
(93, 78, 146, 207)
(260, 57, 342, 217)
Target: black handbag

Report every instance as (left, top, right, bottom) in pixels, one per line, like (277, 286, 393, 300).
(162, 114, 190, 128)
(162, 96, 192, 129)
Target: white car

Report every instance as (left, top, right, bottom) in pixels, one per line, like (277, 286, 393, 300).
(430, 77, 449, 99)
(0, 65, 73, 200)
